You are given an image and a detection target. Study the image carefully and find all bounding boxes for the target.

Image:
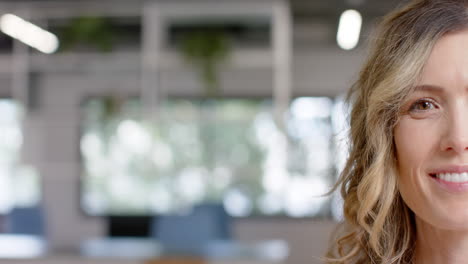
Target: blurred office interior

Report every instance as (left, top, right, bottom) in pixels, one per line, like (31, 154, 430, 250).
(0, 0, 402, 263)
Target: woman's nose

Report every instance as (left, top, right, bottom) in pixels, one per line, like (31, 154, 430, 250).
(440, 112, 468, 154)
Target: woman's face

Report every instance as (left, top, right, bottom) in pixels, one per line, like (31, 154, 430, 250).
(395, 29, 468, 230)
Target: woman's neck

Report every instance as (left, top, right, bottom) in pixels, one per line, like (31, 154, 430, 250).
(414, 217, 468, 264)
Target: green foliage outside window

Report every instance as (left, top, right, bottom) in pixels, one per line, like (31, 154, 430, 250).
(81, 97, 336, 217)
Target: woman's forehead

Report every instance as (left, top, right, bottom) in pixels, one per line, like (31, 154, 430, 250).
(418, 29, 468, 91)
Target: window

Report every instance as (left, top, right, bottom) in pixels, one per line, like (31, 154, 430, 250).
(81, 96, 340, 217)
(0, 99, 40, 212)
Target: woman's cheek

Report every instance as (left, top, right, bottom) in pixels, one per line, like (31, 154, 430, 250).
(395, 116, 441, 170)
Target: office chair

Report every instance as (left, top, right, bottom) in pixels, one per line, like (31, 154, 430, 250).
(150, 203, 231, 255)
(6, 206, 46, 236)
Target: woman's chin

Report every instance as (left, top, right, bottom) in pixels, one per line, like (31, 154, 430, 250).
(416, 205, 468, 232)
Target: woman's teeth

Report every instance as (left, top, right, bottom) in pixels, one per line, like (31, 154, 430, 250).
(436, 173, 468, 183)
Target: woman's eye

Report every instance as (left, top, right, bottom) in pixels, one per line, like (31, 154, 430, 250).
(409, 99, 437, 112)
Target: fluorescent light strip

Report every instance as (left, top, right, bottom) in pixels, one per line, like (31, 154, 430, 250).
(0, 13, 59, 54)
(337, 9, 362, 50)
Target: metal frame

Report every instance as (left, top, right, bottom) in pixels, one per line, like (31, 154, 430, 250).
(141, 0, 292, 128)
(6, 0, 292, 126)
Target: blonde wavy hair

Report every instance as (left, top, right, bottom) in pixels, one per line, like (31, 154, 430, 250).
(326, 0, 468, 263)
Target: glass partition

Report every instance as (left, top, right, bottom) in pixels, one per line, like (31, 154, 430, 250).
(81, 96, 340, 217)
(0, 99, 40, 213)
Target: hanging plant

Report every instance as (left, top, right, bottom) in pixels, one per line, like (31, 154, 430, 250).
(95, 95, 124, 149)
(57, 16, 114, 52)
(102, 95, 124, 121)
(178, 29, 230, 97)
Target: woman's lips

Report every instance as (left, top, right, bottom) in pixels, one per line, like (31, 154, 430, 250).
(431, 172, 468, 182)
(430, 173, 468, 193)
(429, 165, 468, 175)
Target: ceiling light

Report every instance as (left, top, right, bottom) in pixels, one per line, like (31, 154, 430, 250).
(0, 13, 59, 54)
(337, 9, 362, 50)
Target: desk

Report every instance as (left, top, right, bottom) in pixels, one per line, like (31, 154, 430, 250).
(0, 235, 289, 264)
(81, 238, 289, 263)
(0, 235, 47, 259)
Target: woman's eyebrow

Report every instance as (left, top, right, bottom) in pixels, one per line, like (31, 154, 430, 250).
(413, 84, 444, 93)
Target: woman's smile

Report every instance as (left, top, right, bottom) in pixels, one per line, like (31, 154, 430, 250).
(430, 171, 468, 193)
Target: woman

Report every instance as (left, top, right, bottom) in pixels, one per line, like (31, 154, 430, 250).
(326, 0, 468, 263)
